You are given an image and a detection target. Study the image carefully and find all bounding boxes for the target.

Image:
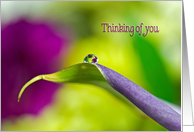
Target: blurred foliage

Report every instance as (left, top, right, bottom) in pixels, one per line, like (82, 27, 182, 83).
(1, 1, 181, 131)
(2, 84, 167, 131)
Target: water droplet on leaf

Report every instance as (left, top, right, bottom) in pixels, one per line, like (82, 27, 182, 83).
(83, 54, 98, 64)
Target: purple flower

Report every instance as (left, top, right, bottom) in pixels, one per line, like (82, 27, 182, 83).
(1, 19, 69, 120)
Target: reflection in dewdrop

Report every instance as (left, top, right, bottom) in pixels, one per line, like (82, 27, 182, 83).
(83, 54, 98, 64)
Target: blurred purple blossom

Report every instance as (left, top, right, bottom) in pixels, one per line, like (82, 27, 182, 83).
(1, 19, 69, 120)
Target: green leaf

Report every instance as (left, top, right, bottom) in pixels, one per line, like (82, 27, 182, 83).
(18, 63, 128, 104)
(132, 35, 178, 104)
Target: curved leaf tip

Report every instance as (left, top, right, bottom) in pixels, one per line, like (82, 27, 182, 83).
(18, 75, 43, 102)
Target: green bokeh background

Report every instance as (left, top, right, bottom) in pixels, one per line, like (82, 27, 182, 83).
(1, 1, 181, 131)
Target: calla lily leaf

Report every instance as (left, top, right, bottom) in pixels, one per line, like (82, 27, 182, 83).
(18, 63, 181, 131)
